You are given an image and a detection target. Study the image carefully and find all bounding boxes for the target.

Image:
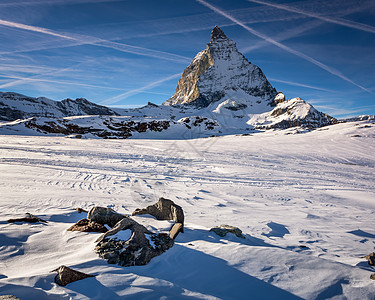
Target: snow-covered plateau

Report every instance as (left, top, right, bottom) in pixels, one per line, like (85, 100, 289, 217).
(0, 119, 375, 299)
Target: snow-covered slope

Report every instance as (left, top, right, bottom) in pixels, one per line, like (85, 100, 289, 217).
(0, 92, 118, 121)
(163, 26, 276, 108)
(0, 27, 338, 137)
(0, 120, 375, 299)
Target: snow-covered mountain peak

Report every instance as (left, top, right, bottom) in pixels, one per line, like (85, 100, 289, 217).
(163, 26, 277, 108)
(210, 25, 228, 41)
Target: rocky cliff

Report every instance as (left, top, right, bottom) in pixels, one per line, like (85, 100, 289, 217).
(163, 26, 277, 107)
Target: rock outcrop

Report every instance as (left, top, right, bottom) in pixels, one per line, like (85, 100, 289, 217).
(87, 207, 126, 228)
(210, 225, 245, 239)
(53, 266, 95, 286)
(363, 252, 375, 266)
(163, 26, 277, 107)
(132, 197, 184, 230)
(67, 219, 108, 233)
(95, 216, 174, 266)
(8, 213, 47, 224)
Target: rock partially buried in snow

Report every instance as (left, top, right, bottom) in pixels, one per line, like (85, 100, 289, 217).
(210, 225, 245, 239)
(67, 219, 108, 233)
(169, 223, 184, 240)
(53, 265, 95, 286)
(363, 252, 375, 266)
(7, 213, 47, 224)
(87, 206, 126, 228)
(95, 216, 174, 266)
(75, 207, 88, 213)
(371, 274, 375, 280)
(0, 296, 21, 300)
(132, 197, 184, 231)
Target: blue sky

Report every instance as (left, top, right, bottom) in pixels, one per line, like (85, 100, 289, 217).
(0, 0, 374, 118)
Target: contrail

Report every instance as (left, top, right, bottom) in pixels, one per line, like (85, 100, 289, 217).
(0, 74, 128, 90)
(196, 0, 372, 94)
(247, 0, 375, 35)
(100, 73, 181, 105)
(269, 78, 333, 92)
(0, 18, 190, 64)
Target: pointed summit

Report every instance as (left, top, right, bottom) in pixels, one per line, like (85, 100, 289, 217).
(210, 26, 227, 41)
(163, 26, 277, 107)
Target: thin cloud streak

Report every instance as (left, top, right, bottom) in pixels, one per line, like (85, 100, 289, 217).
(269, 77, 334, 92)
(100, 73, 181, 105)
(196, 0, 372, 94)
(247, 0, 375, 35)
(0, 18, 190, 64)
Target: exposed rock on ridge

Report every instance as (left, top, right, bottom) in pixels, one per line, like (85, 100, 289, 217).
(0, 92, 118, 121)
(163, 26, 277, 107)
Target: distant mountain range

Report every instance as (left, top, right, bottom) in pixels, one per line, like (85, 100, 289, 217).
(1, 26, 370, 139)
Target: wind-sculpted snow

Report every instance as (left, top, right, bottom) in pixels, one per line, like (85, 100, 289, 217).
(0, 120, 375, 298)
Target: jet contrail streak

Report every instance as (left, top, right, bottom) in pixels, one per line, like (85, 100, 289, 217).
(247, 0, 375, 35)
(196, 0, 372, 94)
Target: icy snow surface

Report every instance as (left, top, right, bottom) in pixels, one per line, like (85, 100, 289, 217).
(0, 120, 375, 299)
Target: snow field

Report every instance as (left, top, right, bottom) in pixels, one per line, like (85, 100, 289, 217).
(0, 120, 375, 299)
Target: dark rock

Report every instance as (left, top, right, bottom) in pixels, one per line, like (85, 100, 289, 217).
(67, 219, 108, 233)
(87, 207, 126, 228)
(0, 296, 21, 300)
(75, 208, 88, 213)
(53, 265, 95, 286)
(169, 223, 183, 240)
(132, 197, 184, 230)
(363, 252, 375, 266)
(371, 273, 375, 280)
(8, 213, 47, 224)
(210, 225, 245, 239)
(95, 217, 174, 267)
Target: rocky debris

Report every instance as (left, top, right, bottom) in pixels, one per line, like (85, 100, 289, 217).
(0, 296, 21, 300)
(95, 216, 174, 266)
(132, 197, 184, 231)
(67, 219, 108, 233)
(210, 225, 245, 239)
(22, 117, 171, 139)
(75, 208, 88, 213)
(8, 213, 47, 224)
(52, 265, 95, 286)
(169, 223, 184, 240)
(363, 252, 375, 266)
(87, 207, 126, 228)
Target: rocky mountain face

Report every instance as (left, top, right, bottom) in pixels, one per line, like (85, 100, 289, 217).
(163, 26, 277, 107)
(0, 27, 340, 138)
(0, 92, 118, 121)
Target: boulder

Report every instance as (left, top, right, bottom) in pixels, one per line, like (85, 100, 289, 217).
(169, 223, 183, 240)
(67, 219, 108, 233)
(210, 225, 245, 239)
(132, 197, 184, 231)
(8, 213, 47, 224)
(53, 265, 95, 286)
(371, 273, 375, 280)
(87, 207, 126, 228)
(75, 208, 88, 213)
(95, 216, 174, 267)
(363, 252, 375, 266)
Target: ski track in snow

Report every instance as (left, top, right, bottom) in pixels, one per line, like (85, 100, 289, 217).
(0, 121, 375, 299)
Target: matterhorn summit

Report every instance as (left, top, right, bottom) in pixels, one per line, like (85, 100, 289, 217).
(163, 26, 277, 108)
